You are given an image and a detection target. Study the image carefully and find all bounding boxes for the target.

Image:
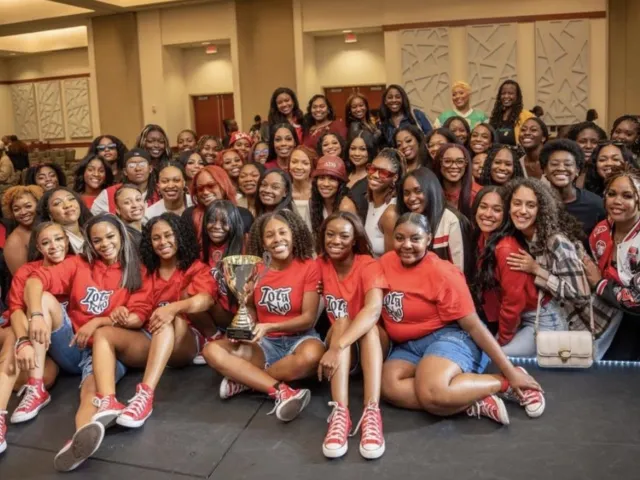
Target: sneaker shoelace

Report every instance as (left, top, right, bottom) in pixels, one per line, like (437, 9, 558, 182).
(124, 388, 152, 418)
(15, 385, 41, 412)
(266, 386, 291, 416)
(92, 395, 114, 411)
(519, 389, 541, 406)
(325, 402, 349, 444)
(0, 411, 7, 435)
(351, 402, 382, 444)
(226, 380, 248, 398)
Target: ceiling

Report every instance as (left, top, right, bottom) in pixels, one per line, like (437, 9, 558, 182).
(0, 0, 218, 55)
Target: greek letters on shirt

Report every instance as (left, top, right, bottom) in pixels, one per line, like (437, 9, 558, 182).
(258, 286, 292, 315)
(79, 287, 114, 315)
(383, 291, 404, 322)
(325, 294, 348, 320)
(211, 267, 228, 296)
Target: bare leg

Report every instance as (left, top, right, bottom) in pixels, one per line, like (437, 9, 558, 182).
(325, 320, 351, 407)
(266, 339, 325, 383)
(359, 325, 385, 405)
(166, 317, 199, 368)
(76, 375, 98, 430)
(381, 360, 420, 410)
(0, 331, 17, 410)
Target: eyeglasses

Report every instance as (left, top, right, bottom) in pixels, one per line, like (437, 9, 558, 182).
(96, 143, 117, 152)
(254, 148, 268, 156)
(126, 160, 149, 170)
(366, 164, 395, 180)
(598, 140, 626, 148)
(197, 182, 218, 193)
(442, 158, 467, 168)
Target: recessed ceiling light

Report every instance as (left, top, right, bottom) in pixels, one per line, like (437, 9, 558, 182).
(342, 30, 352, 33)
(201, 41, 211, 45)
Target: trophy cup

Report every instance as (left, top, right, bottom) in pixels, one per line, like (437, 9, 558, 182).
(222, 254, 269, 340)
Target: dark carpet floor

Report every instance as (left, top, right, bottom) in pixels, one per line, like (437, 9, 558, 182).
(1, 364, 639, 479)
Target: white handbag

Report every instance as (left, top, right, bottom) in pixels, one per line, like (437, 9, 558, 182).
(535, 292, 594, 369)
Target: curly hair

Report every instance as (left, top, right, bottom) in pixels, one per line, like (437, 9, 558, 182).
(303, 94, 336, 135)
(197, 135, 222, 153)
(37, 186, 93, 227)
(432, 143, 474, 219)
(248, 209, 314, 261)
(567, 121, 607, 146)
(88, 134, 129, 171)
(27, 221, 68, 263)
(201, 200, 245, 264)
(216, 148, 247, 169)
(25, 162, 67, 189)
(315, 132, 346, 162)
(140, 212, 199, 275)
(611, 115, 640, 156)
(584, 141, 636, 197)
(394, 125, 430, 169)
(539, 139, 585, 172)
(254, 168, 295, 218)
(267, 87, 304, 126)
(480, 144, 525, 186)
(73, 154, 115, 195)
(316, 210, 372, 258)
(1, 185, 43, 219)
(603, 164, 640, 206)
(309, 175, 351, 235)
(489, 80, 524, 130)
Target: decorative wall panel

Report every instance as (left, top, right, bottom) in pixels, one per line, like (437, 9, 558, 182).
(401, 28, 450, 122)
(36, 81, 65, 140)
(535, 20, 589, 125)
(11, 84, 38, 140)
(63, 78, 93, 138)
(467, 24, 517, 116)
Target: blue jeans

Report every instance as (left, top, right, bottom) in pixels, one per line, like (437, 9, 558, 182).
(388, 325, 489, 373)
(48, 307, 127, 387)
(502, 299, 567, 358)
(258, 329, 323, 368)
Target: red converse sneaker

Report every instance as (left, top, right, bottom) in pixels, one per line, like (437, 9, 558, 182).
(500, 367, 546, 418)
(322, 402, 351, 459)
(219, 377, 250, 400)
(467, 395, 510, 425)
(352, 401, 385, 459)
(91, 394, 125, 428)
(0, 411, 7, 455)
(116, 383, 154, 428)
(267, 384, 311, 422)
(54, 422, 105, 472)
(193, 331, 224, 365)
(10, 378, 51, 423)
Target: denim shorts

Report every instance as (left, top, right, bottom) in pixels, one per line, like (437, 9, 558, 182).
(259, 329, 323, 368)
(48, 307, 127, 387)
(388, 325, 489, 373)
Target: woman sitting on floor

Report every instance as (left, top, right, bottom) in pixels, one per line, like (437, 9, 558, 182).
(316, 212, 388, 460)
(202, 209, 325, 423)
(380, 212, 544, 425)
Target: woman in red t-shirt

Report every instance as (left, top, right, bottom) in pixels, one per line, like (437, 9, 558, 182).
(90, 213, 216, 431)
(316, 212, 388, 460)
(0, 222, 68, 456)
(380, 213, 543, 426)
(22, 213, 151, 472)
(203, 209, 325, 423)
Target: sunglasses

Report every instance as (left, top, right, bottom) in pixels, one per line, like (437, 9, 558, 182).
(96, 143, 117, 152)
(366, 164, 395, 180)
(126, 160, 149, 170)
(197, 182, 219, 193)
(598, 140, 626, 148)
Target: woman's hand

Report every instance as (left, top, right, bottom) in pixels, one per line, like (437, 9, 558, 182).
(505, 367, 543, 399)
(16, 343, 37, 372)
(109, 306, 130, 326)
(317, 346, 343, 381)
(249, 323, 272, 343)
(506, 249, 540, 275)
(582, 255, 602, 288)
(148, 305, 177, 334)
(70, 319, 101, 349)
(29, 316, 51, 349)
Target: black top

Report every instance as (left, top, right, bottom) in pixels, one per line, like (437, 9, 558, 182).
(565, 187, 606, 240)
(8, 151, 29, 171)
(125, 225, 142, 248)
(349, 177, 369, 223)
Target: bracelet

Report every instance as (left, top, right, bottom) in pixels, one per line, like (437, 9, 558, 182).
(15, 341, 32, 355)
(14, 337, 32, 354)
(29, 312, 44, 320)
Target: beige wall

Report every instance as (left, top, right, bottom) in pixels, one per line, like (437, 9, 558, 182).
(183, 46, 234, 95)
(314, 33, 386, 88)
(5, 48, 89, 80)
(162, 46, 189, 145)
(159, 1, 235, 46)
(0, 59, 15, 136)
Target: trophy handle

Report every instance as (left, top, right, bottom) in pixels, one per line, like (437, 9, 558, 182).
(257, 252, 272, 283)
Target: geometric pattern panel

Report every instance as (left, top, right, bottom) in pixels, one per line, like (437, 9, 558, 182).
(63, 78, 93, 139)
(11, 83, 39, 140)
(535, 20, 589, 126)
(467, 24, 518, 115)
(401, 27, 450, 123)
(36, 81, 65, 140)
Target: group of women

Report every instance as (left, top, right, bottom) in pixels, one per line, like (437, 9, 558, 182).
(0, 79, 639, 472)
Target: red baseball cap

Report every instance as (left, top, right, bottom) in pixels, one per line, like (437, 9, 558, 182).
(229, 132, 253, 147)
(312, 155, 348, 182)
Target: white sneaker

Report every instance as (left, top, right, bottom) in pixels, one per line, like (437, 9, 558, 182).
(219, 377, 250, 400)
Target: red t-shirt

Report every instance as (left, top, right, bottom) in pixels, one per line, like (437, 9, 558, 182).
(147, 260, 216, 309)
(317, 254, 387, 324)
(29, 256, 152, 332)
(253, 258, 319, 337)
(205, 245, 237, 313)
(380, 251, 475, 343)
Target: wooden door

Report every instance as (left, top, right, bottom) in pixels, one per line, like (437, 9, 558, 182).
(192, 93, 235, 138)
(324, 85, 386, 123)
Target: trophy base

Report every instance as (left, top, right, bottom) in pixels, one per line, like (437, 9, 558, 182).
(226, 327, 255, 341)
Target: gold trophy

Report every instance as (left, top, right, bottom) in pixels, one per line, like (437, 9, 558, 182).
(222, 254, 269, 340)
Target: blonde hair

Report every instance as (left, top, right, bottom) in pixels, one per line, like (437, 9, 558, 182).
(451, 81, 472, 94)
(1, 185, 44, 219)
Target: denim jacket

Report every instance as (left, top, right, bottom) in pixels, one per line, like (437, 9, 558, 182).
(378, 108, 433, 148)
